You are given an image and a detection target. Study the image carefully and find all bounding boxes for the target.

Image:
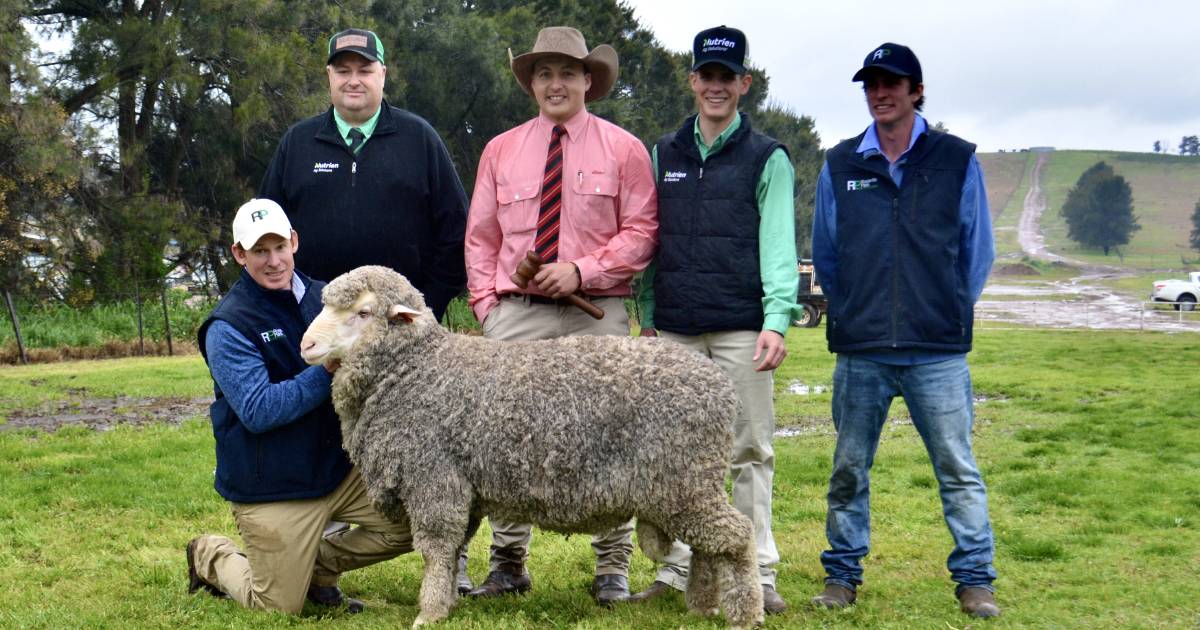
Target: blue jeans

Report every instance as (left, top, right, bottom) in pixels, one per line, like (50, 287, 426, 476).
(820, 354, 996, 592)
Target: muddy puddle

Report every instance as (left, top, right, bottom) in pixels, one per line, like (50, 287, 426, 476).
(1, 395, 209, 432)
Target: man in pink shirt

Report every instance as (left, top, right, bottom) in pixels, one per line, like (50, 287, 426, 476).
(463, 26, 658, 606)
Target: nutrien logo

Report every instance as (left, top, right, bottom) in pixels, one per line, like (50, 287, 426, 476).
(313, 162, 340, 174)
(703, 37, 737, 51)
(663, 170, 688, 183)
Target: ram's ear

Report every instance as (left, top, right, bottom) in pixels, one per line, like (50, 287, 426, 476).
(387, 303, 421, 324)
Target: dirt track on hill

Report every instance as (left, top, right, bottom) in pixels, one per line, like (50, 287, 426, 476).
(992, 152, 1199, 331)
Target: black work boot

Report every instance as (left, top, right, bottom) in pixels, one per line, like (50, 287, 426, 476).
(456, 551, 474, 594)
(306, 584, 365, 613)
(591, 574, 630, 607)
(465, 563, 531, 597)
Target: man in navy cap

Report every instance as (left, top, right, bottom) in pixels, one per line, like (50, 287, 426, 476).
(630, 25, 798, 615)
(809, 42, 999, 618)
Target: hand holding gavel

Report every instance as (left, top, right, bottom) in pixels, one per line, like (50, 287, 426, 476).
(510, 251, 605, 320)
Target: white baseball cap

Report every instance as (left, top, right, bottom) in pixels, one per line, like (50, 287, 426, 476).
(232, 199, 293, 249)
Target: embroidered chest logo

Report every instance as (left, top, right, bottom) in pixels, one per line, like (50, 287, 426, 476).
(662, 170, 688, 183)
(312, 162, 340, 174)
(846, 177, 879, 192)
(260, 328, 286, 343)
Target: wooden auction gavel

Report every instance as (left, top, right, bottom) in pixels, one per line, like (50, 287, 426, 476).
(509, 251, 605, 320)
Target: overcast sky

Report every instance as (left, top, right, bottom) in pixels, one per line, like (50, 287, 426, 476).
(625, 0, 1198, 153)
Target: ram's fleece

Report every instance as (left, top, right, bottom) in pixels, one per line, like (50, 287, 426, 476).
(300, 266, 762, 629)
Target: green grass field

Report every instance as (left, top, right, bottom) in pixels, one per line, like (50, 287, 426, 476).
(1, 327, 1197, 628)
(1038, 151, 1200, 269)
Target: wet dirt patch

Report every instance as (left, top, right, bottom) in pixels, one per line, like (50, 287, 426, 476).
(2, 396, 209, 432)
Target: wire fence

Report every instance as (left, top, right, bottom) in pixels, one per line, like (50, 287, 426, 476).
(1, 282, 218, 365)
(975, 300, 1200, 332)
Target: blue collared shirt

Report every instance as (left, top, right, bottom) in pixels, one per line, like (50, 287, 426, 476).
(812, 115, 994, 365)
(203, 272, 333, 432)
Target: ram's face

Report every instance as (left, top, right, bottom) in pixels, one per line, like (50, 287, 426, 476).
(300, 290, 420, 366)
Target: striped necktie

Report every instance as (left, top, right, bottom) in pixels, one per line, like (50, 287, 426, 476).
(534, 125, 566, 262)
(348, 128, 365, 154)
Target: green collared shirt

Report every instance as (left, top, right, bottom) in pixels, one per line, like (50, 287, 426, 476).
(638, 114, 800, 334)
(333, 107, 382, 154)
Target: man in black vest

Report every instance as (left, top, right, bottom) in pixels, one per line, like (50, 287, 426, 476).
(186, 199, 414, 613)
(809, 43, 1000, 618)
(259, 28, 468, 323)
(631, 25, 797, 615)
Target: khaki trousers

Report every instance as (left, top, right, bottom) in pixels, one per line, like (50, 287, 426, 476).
(654, 329, 780, 588)
(479, 295, 635, 576)
(191, 467, 412, 613)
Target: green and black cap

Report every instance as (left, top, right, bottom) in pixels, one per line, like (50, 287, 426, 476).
(327, 28, 385, 65)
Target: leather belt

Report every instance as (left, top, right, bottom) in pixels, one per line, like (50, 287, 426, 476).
(501, 293, 597, 306)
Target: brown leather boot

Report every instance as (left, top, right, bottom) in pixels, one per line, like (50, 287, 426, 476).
(465, 563, 531, 597)
(811, 583, 856, 609)
(762, 584, 788, 614)
(627, 580, 678, 603)
(185, 537, 227, 598)
(958, 586, 1001, 618)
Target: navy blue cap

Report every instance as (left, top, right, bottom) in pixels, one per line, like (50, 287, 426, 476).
(852, 42, 922, 84)
(692, 26, 747, 74)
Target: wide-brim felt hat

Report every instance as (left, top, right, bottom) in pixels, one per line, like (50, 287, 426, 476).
(511, 26, 619, 103)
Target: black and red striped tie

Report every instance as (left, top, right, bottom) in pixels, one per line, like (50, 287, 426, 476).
(534, 125, 566, 262)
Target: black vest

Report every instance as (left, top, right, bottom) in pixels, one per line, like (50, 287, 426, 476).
(653, 113, 786, 335)
(825, 129, 976, 353)
(197, 269, 350, 503)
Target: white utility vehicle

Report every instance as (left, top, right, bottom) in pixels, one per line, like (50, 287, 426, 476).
(1151, 271, 1200, 311)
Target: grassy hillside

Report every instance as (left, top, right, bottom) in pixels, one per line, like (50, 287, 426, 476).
(977, 152, 1031, 222)
(1038, 151, 1200, 269)
(978, 152, 1033, 259)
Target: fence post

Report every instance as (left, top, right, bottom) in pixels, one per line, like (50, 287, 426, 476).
(4, 289, 28, 365)
(160, 285, 174, 356)
(135, 279, 145, 356)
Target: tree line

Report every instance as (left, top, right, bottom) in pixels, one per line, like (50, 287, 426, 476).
(1152, 136, 1199, 156)
(1, 0, 824, 304)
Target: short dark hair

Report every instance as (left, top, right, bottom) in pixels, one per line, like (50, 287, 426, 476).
(862, 73, 924, 112)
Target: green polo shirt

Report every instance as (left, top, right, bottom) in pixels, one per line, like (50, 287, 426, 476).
(333, 107, 381, 154)
(638, 113, 800, 334)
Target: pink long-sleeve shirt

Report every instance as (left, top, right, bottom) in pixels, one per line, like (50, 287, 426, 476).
(465, 109, 659, 323)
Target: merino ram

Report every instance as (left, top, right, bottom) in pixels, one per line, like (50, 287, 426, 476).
(300, 266, 762, 628)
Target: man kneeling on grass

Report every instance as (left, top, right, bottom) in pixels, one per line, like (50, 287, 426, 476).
(186, 198, 413, 613)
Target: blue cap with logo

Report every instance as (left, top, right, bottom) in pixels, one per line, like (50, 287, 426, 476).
(692, 25, 747, 74)
(852, 42, 922, 84)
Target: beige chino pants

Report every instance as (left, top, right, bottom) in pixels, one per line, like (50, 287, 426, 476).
(478, 295, 635, 576)
(653, 329, 780, 588)
(191, 467, 412, 612)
